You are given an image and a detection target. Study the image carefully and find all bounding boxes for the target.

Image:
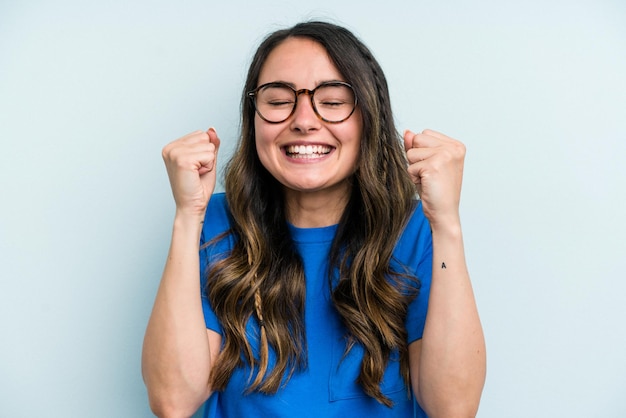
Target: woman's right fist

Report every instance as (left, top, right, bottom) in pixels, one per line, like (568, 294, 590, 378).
(162, 128, 221, 217)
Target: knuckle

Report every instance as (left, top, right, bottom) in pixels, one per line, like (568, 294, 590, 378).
(452, 141, 466, 158)
(161, 144, 173, 160)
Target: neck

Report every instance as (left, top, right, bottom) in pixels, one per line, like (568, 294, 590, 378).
(284, 184, 351, 228)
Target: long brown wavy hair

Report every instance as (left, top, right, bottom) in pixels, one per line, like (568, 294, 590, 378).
(207, 21, 418, 407)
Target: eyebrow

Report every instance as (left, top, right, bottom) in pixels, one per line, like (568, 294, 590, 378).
(261, 79, 346, 89)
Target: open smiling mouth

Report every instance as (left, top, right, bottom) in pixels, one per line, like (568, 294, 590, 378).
(285, 145, 333, 159)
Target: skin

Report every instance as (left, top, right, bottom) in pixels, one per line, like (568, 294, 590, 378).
(404, 129, 486, 416)
(254, 38, 363, 228)
(142, 37, 485, 418)
(142, 128, 223, 417)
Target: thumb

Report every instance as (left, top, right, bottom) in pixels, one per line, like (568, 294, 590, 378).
(403, 129, 415, 151)
(197, 127, 220, 176)
(207, 127, 221, 154)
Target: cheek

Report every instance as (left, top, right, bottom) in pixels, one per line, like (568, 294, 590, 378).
(254, 116, 283, 139)
(253, 119, 271, 150)
(253, 119, 281, 169)
(339, 118, 363, 154)
(345, 121, 363, 170)
(344, 110, 363, 144)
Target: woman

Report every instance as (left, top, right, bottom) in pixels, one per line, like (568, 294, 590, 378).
(142, 21, 485, 417)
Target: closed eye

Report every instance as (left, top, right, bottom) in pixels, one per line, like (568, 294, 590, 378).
(319, 100, 348, 107)
(267, 100, 295, 106)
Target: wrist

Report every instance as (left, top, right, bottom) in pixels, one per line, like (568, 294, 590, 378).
(173, 209, 206, 237)
(429, 217, 463, 241)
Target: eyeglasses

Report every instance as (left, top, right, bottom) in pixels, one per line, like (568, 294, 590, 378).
(248, 81, 357, 124)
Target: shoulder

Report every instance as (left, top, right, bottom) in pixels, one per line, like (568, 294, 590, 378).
(205, 192, 229, 216)
(393, 200, 433, 266)
(400, 200, 432, 245)
(200, 192, 233, 245)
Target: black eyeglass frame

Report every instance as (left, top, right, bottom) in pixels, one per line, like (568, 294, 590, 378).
(247, 81, 358, 124)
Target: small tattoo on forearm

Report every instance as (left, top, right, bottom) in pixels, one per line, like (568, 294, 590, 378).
(441, 262, 447, 269)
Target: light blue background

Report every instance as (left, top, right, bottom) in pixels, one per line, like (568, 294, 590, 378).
(1, 0, 625, 417)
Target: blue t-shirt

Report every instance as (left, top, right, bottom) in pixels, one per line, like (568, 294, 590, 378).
(199, 193, 432, 417)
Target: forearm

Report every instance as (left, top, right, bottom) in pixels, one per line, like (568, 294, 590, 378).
(417, 222, 486, 417)
(142, 211, 214, 416)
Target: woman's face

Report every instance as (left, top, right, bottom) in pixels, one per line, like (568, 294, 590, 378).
(254, 37, 362, 200)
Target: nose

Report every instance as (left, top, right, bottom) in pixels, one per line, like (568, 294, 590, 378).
(289, 91, 321, 132)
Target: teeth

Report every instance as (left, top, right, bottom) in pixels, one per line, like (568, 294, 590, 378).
(286, 145, 332, 156)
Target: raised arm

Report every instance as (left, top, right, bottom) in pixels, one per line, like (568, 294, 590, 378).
(404, 129, 486, 417)
(142, 129, 223, 418)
